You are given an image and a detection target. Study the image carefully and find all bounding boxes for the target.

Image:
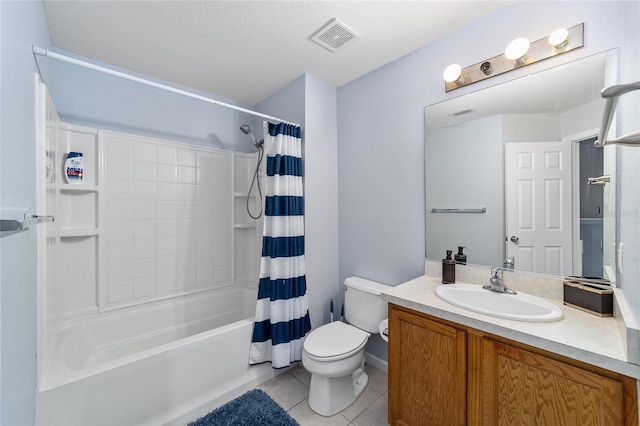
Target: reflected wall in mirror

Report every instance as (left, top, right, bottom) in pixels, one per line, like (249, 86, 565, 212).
(425, 50, 617, 280)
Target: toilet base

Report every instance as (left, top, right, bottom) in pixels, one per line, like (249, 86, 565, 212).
(308, 365, 369, 417)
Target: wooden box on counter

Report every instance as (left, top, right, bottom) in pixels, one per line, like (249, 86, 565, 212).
(563, 280, 614, 317)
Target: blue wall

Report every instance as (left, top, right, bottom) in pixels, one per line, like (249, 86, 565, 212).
(301, 75, 339, 328)
(3, 1, 640, 423)
(50, 49, 264, 152)
(2, 16, 338, 423)
(337, 1, 639, 360)
(256, 74, 340, 331)
(52, 57, 340, 335)
(617, 1, 640, 321)
(0, 1, 52, 424)
(338, 1, 628, 285)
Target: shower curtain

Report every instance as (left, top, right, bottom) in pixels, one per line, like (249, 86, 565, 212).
(249, 122, 311, 369)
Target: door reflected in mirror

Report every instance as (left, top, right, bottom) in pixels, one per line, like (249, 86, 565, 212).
(424, 50, 617, 280)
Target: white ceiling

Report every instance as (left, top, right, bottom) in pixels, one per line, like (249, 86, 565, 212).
(42, 1, 512, 105)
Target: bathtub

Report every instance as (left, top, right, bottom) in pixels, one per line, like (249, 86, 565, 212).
(36, 287, 279, 426)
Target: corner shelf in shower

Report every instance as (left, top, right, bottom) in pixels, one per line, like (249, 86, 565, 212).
(60, 228, 99, 238)
(234, 224, 256, 229)
(51, 122, 102, 319)
(59, 184, 99, 193)
(233, 153, 263, 285)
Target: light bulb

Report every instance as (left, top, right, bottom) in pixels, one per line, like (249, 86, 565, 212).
(443, 64, 462, 83)
(505, 38, 530, 62)
(549, 28, 569, 49)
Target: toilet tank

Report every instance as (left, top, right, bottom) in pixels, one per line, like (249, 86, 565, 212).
(344, 276, 391, 334)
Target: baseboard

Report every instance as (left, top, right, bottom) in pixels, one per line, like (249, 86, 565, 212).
(365, 351, 388, 373)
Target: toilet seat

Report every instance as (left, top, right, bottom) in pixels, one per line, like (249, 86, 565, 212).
(303, 321, 369, 362)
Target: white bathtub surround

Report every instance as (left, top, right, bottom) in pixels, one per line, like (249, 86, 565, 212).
(36, 288, 279, 425)
(103, 131, 233, 310)
(383, 274, 640, 379)
(36, 95, 270, 425)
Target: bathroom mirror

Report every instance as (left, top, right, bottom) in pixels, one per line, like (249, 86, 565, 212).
(425, 50, 617, 280)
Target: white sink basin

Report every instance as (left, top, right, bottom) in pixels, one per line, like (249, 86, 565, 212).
(435, 284, 564, 322)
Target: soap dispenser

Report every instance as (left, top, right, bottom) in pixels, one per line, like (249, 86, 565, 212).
(442, 250, 456, 284)
(454, 246, 467, 265)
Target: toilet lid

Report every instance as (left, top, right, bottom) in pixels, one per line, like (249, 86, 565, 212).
(304, 321, 369, 358)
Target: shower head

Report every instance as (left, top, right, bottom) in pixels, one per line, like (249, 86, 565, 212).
(239, 124, 252, 136)
(239, 124, 263, 148)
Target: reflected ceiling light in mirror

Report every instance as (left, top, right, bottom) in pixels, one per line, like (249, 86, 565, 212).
(443, 23, 584, 92)
(443, 64, 463, 85)
(549, 28, 569, 50)
(504, 38, 530, 64)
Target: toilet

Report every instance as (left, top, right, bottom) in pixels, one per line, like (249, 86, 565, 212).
(302, 276, 390, 416)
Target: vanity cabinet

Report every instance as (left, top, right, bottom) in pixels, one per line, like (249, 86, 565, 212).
(482, 339, 627, 425)
(388, 304, 638, 426)
(388, 306, 466, 425)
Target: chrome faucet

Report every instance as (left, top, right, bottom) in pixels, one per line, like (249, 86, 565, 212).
(482, 267, 517, 295)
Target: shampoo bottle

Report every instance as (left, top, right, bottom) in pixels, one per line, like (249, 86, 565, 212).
(65, 152, 84, 183)
(442, 250, 456, 284)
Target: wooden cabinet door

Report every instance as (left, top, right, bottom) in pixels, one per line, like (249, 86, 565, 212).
(388, 306, 466, 426)
(482, 338, 624, 426)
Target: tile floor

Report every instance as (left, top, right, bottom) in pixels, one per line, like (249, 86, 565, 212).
(257, 363, 390, 426)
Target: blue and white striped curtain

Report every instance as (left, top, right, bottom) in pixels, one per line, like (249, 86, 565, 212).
(249, 122, 311, 369)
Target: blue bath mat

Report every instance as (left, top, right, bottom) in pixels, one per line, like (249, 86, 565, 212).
(188, 389, 299, 426)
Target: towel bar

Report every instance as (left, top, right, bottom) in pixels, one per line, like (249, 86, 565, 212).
(0, 212, 54, 232)
(587, 175, 610, 186)
(595, 80, 640, 147)
(431, 207, 486, 214)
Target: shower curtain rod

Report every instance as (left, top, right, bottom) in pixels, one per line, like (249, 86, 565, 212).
(32, 46, 299, 127)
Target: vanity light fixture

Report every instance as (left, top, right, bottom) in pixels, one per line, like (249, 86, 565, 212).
(443, 23, 584, 92)
(549, 28, 569, 50)
(480, 61, 493, 76)
(443, 63, 463, 85)
(504, 37, 530, 64)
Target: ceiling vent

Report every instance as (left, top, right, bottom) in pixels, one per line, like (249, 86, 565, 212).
(310, 18, 360, 53)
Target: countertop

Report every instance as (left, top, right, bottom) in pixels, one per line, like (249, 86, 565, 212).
(382, 274, 640, 379)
